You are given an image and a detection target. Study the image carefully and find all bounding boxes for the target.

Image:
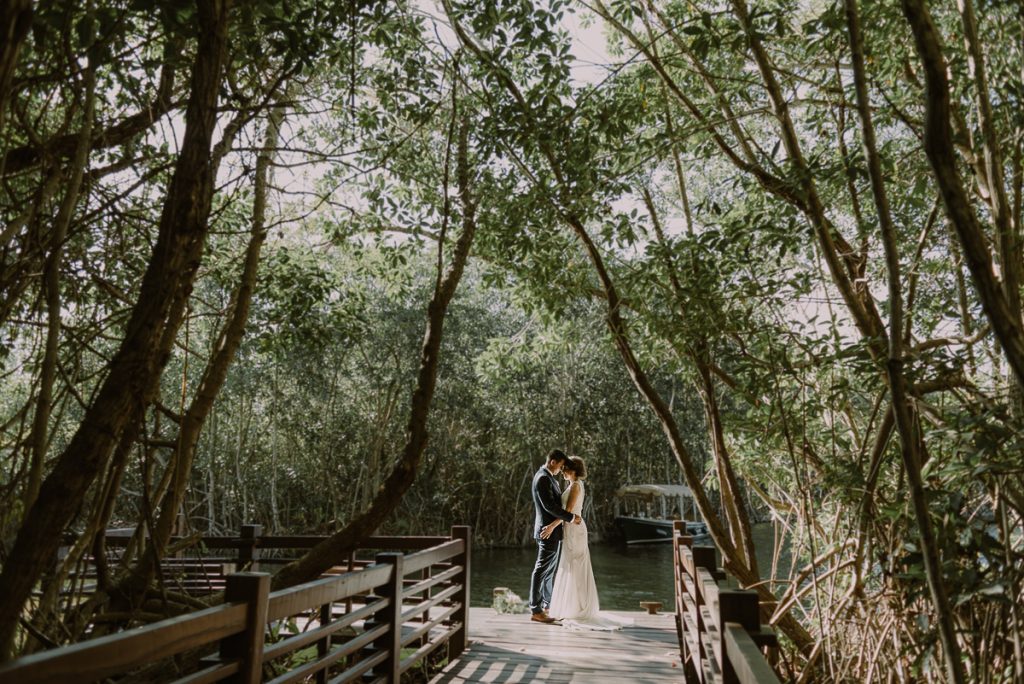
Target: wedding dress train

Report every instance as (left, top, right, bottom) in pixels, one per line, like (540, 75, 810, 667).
(548, 481, 632, 630)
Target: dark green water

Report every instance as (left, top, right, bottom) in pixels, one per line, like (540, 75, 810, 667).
(471, 543, 675, 610)
(470, 523, 790, 610)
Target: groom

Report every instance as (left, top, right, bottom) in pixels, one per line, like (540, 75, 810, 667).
(528, 448, 581, 623)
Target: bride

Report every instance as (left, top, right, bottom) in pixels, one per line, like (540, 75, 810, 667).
(542, 456, 631, 630)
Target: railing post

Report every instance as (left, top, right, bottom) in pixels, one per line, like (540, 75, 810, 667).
(718, 589, 760, 684)
(692, 545, 717, 575)
(692, 545, 718, 681)
(238, 523, 262, 571)
(419, 565, 431, 647)
(449, 525, 471, 661)
(316, 600, 331, 684)
(673, 523, 683, 651)
(364, 552, 403, 682)
(346, 549, 356, 614)
(221, 572, 270, 684)
(672, 523, 687, 644)
(673, 522, 697, 682)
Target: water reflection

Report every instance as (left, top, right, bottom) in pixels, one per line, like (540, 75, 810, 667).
(472, 543, 676, 610)
(471, 523, 791, 611)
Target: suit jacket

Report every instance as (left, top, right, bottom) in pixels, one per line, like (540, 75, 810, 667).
(532, 466, 575, 541)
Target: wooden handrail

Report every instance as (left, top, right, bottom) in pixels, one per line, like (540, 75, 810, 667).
(672, 521, 780, 684)
(403, 538, 464, 574)
(266, 564, 392, 621)
(0, 603, 248, 682)
(59, 529, 454, 600)
(723, 624, 781, 684)
(0, 525, 472, 684)
(65, 531, 449, 552)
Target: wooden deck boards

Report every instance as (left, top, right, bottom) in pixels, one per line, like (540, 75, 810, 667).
(430, 607, 682, 683)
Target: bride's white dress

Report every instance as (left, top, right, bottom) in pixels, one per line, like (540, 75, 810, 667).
(548, 481, 632, 630)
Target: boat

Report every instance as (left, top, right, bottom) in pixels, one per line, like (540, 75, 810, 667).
(613, 484, 709, 544)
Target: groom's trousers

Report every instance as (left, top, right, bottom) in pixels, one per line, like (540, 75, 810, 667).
(528, 537, 561, 614)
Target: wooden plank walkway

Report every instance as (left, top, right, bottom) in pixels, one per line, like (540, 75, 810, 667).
(430, 607, 682, 683)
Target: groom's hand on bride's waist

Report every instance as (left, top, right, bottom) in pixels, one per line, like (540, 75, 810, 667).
(572, 514, 582, 525)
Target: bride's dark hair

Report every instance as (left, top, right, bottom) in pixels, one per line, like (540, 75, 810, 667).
(565, 456, 587, 480)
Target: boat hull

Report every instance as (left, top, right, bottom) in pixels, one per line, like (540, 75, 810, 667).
(614, 516, 708, 544)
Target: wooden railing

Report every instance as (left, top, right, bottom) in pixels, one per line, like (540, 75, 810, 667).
(58, 525, 461, 598)
(0, 525, 471, 684)
(672, 521, 780, 684)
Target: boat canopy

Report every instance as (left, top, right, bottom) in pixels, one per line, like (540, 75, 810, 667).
(614, 484, 693, 499)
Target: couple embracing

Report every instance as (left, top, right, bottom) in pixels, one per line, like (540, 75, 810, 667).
(528, 449, 630, 630)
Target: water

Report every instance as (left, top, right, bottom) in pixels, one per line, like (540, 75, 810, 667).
(472, 543, 675, 610)
(471, 523, 790, 611)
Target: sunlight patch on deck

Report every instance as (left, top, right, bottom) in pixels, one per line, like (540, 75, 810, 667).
(431, 607, 682, 683)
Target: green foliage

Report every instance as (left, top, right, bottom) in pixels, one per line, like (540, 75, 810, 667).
(2, 0, 1023, 678)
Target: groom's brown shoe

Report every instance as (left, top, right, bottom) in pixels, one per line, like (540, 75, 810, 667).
(531, 611, 557, 624)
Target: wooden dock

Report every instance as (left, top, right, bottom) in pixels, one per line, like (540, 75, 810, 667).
(430, 607, 682, 683)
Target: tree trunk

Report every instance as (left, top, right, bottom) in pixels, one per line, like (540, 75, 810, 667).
(640, 187, 759, 576)
(270, 108, 478, 590)
(0, 0, 232, 659)
(0, 38, 179, 177)
(0, 0, 31, 142)
(447, 5, 813, 652)
(957, 0, 1019, 312)
(902, 0, 1024, 387)
(845, 1, 966, 679)
(696, 358, 759, 577)
(24, 64, 97, 511)
(116, 89, 287, 603)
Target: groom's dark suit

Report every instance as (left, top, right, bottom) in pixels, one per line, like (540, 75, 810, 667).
(528, 465, 576, 615)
